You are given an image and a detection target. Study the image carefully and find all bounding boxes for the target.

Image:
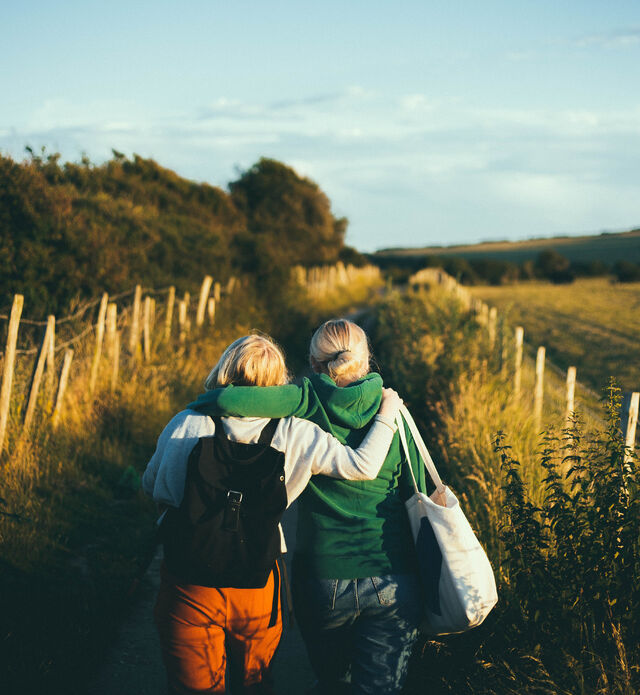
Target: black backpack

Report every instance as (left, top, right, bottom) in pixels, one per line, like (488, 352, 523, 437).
(161, 417, 287, 588)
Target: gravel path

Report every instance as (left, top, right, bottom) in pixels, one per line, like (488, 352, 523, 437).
(89, 503, 314, 694)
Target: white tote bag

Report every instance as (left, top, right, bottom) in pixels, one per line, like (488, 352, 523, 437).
(396, 405, 498, 636)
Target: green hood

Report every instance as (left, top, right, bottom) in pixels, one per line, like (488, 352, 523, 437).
(305, 373, 382, 429)
(187, 372, 383, 443)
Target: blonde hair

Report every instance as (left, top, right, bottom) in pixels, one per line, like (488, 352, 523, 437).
(309, 319, 370, 385)
(205, 334, 289, 389)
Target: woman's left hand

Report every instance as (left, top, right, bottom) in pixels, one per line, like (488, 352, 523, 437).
(379, 387, 403, 419)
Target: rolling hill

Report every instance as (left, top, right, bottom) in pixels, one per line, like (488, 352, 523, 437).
(376, 228, 640, 264)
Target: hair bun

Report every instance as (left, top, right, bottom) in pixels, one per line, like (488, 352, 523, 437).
(309, 318, 370, 384)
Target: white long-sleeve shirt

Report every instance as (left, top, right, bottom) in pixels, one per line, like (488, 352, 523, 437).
(143, 409, 396, 517)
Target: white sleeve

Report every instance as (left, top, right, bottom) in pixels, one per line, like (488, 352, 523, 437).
(142, 410, 215, 508)
(275, 414, 397, 505)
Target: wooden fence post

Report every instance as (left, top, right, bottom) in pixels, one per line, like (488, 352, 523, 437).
(207, 298, 216, 324)
(196, 276, 213, 327)
(622, 392, 639, 464)
(514, 326, 524, 397)
(105, 303, 120, 392)
(183, 292, 191, 339)
(106, 304, 117, 358)
(213, 282, 221, 302)
(150, 297, 156, 332)
(0, 294, 24, 453)
(165, 286, 175, 341)
(89, 293, 109, 393)
(46, 315, 56, 405)
(178, 300, 187, 343)
(534, 346, 546, 430)
(479, 303, 489, 327)
(111, 333, 120, 393)
(52, 349, 74, 429)
(488, 307, 497, 350)
(129, 285, 142, 357)
(566, 367, 577, 420)
(23, 317, 56, 432)
(500, 320, 508, 379)
(143, 296, 152, 362)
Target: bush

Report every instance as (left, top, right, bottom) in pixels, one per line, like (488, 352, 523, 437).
(1, 152, 350, 315)
(612, 260, 640, 283)
(469, 258, 520, 285)
(535, 249, 575, 284)
(372, 290, 639, 694)
(572, 259, 610, 277)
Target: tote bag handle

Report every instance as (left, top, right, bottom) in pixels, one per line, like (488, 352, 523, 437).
(395, 405, 447, 504)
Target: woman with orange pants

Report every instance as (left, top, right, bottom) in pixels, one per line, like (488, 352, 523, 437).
(143, 334, 402, 694)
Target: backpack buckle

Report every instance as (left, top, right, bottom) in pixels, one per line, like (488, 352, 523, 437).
(223, 490, 243, 532)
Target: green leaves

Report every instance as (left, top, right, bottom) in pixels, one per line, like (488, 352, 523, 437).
(1, 152, 348, 315)
(373, 291, 640, 693)
(495, 386, 640, 691)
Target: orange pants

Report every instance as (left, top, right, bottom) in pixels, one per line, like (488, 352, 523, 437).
(154, 563, 283, 694)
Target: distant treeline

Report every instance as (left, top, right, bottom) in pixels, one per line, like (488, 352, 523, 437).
(1, 149, 365, 315)
(371, 248, 640, 286)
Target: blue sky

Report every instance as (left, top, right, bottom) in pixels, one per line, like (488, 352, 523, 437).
(2, 1, 640, 251)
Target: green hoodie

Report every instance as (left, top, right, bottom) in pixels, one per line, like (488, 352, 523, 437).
(188, 372, 426, 579)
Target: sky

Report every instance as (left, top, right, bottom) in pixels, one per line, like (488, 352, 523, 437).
(2, 1, 640, 252)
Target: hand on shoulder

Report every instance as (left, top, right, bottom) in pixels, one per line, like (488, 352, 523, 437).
(378, 387, 403, 420)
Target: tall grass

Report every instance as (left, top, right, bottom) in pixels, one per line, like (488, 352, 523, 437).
(0, 269, 382, 694)
(0, 307, 242, 693)
(370, 288, 639, 695)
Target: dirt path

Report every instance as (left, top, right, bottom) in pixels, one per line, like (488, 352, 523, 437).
(90, 503, 314, 694)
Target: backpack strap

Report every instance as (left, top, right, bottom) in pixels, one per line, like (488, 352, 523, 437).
(212, 416, 280, 445)
(268, 561, 281, 627)
(258, 417, 280, 445)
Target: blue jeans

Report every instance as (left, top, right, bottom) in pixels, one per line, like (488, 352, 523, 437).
(292, 566, 422, 695)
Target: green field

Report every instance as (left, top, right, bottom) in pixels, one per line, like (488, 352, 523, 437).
(470, 278, 640, 394)
(377, 228, 640, 264)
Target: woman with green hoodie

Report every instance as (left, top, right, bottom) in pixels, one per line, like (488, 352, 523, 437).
(188, 319, 426, 695)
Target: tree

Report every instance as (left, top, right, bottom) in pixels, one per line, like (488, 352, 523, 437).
(534, 250, 574, 284)
(229, 158, 347, 268)
(612, 260, 640, 283)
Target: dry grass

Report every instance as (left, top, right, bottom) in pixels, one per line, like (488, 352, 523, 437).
(0, 313, 241, 693)
(470, 278, 640, 394)
(371, 288, 639, 695)
(0, 268, 384, 693)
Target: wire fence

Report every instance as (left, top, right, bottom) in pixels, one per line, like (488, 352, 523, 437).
(410, 267, 639, 455)
(0, 263, 382, 455)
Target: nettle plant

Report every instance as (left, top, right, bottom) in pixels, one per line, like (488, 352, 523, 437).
(495, 382, 639, 691)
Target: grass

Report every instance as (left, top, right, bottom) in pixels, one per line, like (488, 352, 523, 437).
(371, 288, 639, 695)
(470, 278, 640, 395)
(4, 266, 636, 695)
(0, 321, 239, 694)
(0, 267, 383, 694)
(377, 228, 640, 265)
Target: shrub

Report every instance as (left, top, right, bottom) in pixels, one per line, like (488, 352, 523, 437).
(612, 261, 640, 283)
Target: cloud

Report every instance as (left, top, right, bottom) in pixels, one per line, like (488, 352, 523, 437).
(400, 94, 436, 113)
(575, 28, 640, 49)
(2, 88, 640, 250)
(4, 91, 639, 172)
(506, 50, 537, 62)
(197, 98, 285, 122)
(270, 92, 344, 110)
